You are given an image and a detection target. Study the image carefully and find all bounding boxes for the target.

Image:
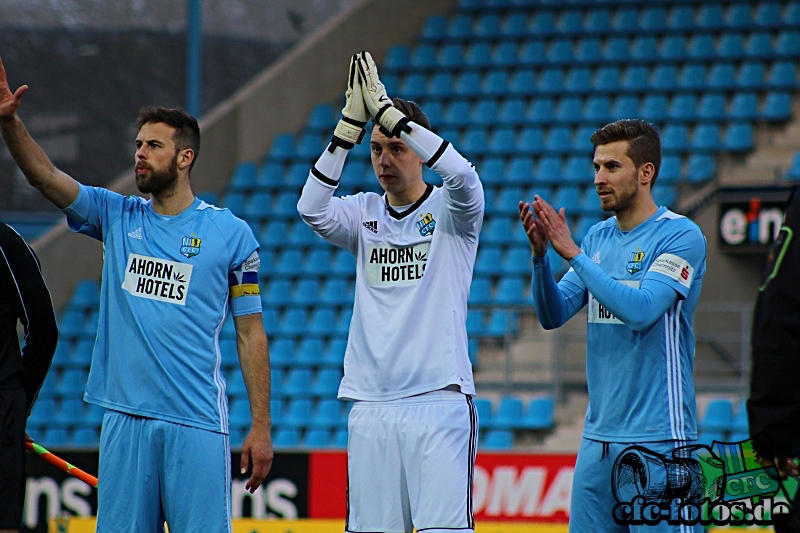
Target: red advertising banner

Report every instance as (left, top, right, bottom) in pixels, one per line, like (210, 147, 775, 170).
(307, 451, 577, 523)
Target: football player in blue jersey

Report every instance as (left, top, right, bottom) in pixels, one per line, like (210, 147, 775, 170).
(520, 119, 707, 532)
(0, 55, 272, 532)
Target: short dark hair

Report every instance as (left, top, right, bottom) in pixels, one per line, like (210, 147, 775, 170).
(371, 97, 431, 132)
(136, 106, 201, 170)
(591, 119, 661, 187)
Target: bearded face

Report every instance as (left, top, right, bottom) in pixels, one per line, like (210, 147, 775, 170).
(135, 151, 179, 195)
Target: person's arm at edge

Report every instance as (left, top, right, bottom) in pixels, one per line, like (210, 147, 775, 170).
(0, 226, 58, 413)
(0, 57, 79, 208)
(532, 254, 586, 329)
(234, 312, 273, 493)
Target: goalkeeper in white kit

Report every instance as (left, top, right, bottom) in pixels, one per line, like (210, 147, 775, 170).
(297, 51, 484, 533)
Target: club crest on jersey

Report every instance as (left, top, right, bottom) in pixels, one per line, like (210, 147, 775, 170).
(416, 213, 436, 236)
(626, 249, 645, 274)
(180, 235, 202, 258)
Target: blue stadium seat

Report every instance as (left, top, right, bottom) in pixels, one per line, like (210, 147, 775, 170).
(724, 123, 754, 152)
(640, 95, 669, 122)
(503, 249, 533, 277)
(461, 129, 489, 158)
(286, 163, 312, 187)
(519, 41, 547, 67)
(475, 247, 504, 277)
(483, 71, 508, 97)
(400, 73, 426, 100)
(468, 277, 492, 306)
(547, 39, 574, 66)
(767, 62, 797, 89)
(776, 31, 800, 58)
(583, 96, 611, 124)
(409, 45, 436, 70)
(257, 163, 284, 190)
(383, 44, 409, 70)
(688, 35, 716, 61)
(420, 15, 447, 43)
(259, 221, 288, 249)
(678, 64, 707, 91)
(437, 44, 464, 70)
(640, 6, 666, 32)
(306, 103, 335, 131)
(466, 310, 486, 338)
(269, 133, 295, 163)
(708, 64, 737, 91)
(55, 398, 85, 427)
(725, 4, 751, 30)
(443, 100, 472, 127)
(272, 428, 301, 448)
(473, 397, 493, 429)
(321, 338, 347, 368)
(787, 153, 800, 180)
(558, 10, 583, 36)
(531, 11, 557, 37)
(268, 338, 294, 368)
(563, 157, 591, 184)
(553, 186, 582, 210)
(465, 42, 492, 68)
(487, 128, 515, 157)
(330, 249, 356, 275)
(492, 42, 518, 68)
(427, 73, 454, 98)
(631, 36, 659, 62)
(227, 371, 248, 399)
(282, 398, 313, 429)
(668, 5, 694, 30)
(57, 369, 86, 397)
(612, 95, 639, 119)
(310, 398, 347, 430)
(492, 396, 524, 430)
(583, 9, 611, 34)
(697, 93, 727, 122)
(279, 308, 307, 337)
(594, 66, 621, 92)
(334, 309, 352, 336)
(545, 127, 573, 154)
(41, 428, 69, 447)
(669, 94, 698, 122)
(700, 399, 734, 432)
(283, 368, 313, 398)
(446, 15, 474, 41)
(527, 98, 555, 125)
(605, 37, 629, 63)
(621, 65, 648, 92)
(729, 93, 759, 121)
(320, 278, 351, 306)
(572, 216, 598, 242)
(508, 69, 536, 96)
(718, 34, 746, 60)
(507, 157, 535, 184)
(482, 430, 513, 450)
(698, 431, 725, 447)
(575, 38, 602, 64)
(660, 35, 687, 62)
(310, 368, 343, 397)
(69, 279, 99, 310)
(303, 429, 331, 448)
(613, 8, 638, 33)
(498, 98, 526, 127)
(659, 155, 682, 185)
(295, 134, 324, 160)
(691, 124, 722, 152)
(29, 399, 55, 426)
(70, 428, 98, 447)
(502, 12, 529, 38)
(58, 310, 85, 340)
(68, 339, 94, 368)
(292, 279, 320, 307)
(661, 125, 690, 153)
(762, 92, 792, 121)
(330, 427, 348, 448)
(753, 2, 782, 29)
(653, 186, 678, 209)
(521, 396, 555, 430)
(653, 65, 681, 92)
(535, 156, 563, 185)
(685, 154, 717, 184)
(475, 13, 502, 40)
(275, 249, 303, 276)
(786, 2, 800, 25)
(738, 62, 767, 90)
(480, 216, 519, 247)
(494, 277, 526, 305)
(308, 308, 337, 337)
(696, 4, 724, 30)
(564, 68, 593, 95)
(485, 310, 518, 337)
(554, 97, 582, 125)
(731, 399, 749, 435)
(746, 33, 773, 60)
(537, 69, 564, 95)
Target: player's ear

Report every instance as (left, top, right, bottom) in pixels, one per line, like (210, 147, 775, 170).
(178, 148, 195, 171)
(638, 162, 656, 187)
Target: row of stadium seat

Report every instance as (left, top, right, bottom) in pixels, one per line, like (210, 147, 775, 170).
(698, 398, 750, 444)
(425, 5, 800, 36)
(388, 36, 800, 70)
(383, 66, 797, 100)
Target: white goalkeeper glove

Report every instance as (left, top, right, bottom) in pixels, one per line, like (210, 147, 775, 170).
(329, 54, 369, 151)
(356, 50, 412, 138)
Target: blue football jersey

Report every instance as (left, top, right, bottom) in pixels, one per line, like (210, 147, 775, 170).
(62, 185, 261, 433)
(561, 207, 707, 442)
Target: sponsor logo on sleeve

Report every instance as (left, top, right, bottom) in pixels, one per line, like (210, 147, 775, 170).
(242, 251, 261, 272)
(366, 242, 430, 287)
(122, 253, 193, 305)
(648, 253, 694, 289)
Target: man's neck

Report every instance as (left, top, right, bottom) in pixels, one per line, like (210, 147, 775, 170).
(386, 180, 428, 207)
(151, 184, 195, 216)
(615, 199, 659, 232)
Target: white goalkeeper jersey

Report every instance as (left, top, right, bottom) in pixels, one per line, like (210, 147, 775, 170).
(297, 124, 484, 401)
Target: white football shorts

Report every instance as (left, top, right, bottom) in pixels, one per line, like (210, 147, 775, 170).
(345, 388, 479, 533)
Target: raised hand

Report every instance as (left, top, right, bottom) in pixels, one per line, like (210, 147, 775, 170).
(0, 56, 28, 122)
(519, 200, 549, 257)
(330, 54, 369, 151)
(356, 50, 410, 138)
(532, 195, 582, 261)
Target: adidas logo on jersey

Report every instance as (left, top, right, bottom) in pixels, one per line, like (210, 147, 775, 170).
(363, 221, 378, 234)
(592, 252, 600, 264)
(128, 227, 143, 240)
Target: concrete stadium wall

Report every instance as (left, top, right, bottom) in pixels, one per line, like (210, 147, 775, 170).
(32, 0, 458, 309)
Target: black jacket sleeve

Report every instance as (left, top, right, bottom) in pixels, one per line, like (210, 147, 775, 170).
(0, 223, 59, 414)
